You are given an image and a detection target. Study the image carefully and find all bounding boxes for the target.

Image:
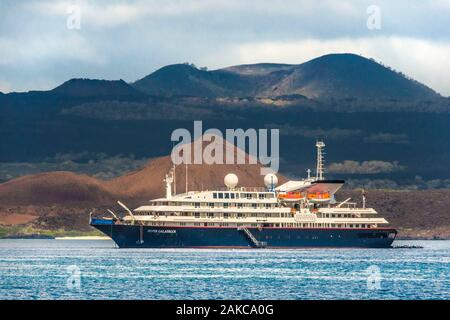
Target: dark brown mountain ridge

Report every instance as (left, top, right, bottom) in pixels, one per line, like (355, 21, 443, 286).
(133, 53, 439, 100)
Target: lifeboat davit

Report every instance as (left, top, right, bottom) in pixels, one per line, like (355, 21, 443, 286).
(278, 192, 304, 202)
(307, 192, 331, 203)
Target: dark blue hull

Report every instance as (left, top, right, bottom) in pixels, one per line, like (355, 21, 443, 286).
(91, 221, 397, 248)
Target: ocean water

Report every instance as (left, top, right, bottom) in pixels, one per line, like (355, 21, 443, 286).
(0, 239, 448, 300)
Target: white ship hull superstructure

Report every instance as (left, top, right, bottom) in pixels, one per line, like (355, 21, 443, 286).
(91, 140, 397, 248)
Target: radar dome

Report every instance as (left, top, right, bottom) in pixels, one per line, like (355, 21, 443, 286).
(224, 173, 238, 189)
(264, 173, 278, 189)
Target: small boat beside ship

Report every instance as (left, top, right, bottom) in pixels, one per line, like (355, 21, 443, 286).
(90, 140, 397, 248)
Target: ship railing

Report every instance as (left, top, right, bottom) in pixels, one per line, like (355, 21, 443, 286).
(172, 191, 197, 197)
(237, 187, 268, 192)
(194, 187, 269, 192)
(237, 226, 267, 248)
(334, 201, 357, 209)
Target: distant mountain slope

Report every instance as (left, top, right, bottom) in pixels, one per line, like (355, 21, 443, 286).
(263, 54, 438, 100)
(132, 54, 439, 100)
(220, 63, 294, 76)
(0, 78, 147, 118)
(0, 172, 116, 205)
(0, 136, 286, 205)
(0, 157, 281, 206)
(52, 79, 144, 98)
(0, 156, 286, 206)
(132, 64, 261, 97)
(1, 53, 440, 103)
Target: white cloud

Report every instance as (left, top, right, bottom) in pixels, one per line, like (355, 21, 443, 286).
(1, 0, 450, 94)
(430, 0, 450, 9)
(0, 33, 104, 67)
(27, 0, 244, 28)
(0, 80, 11, 93)
(328, 160, 405, 174)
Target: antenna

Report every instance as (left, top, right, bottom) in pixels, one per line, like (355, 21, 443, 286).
(362, 187, 366, 209)
(173, 163, 176, 195)
(315, 139, 325, 180)
(171, 140, 176, 195)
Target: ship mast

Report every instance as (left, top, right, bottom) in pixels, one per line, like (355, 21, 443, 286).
(173, 163, 176, 195)
(185, 163, 188, 193)
(171, 140, 176, 195)
(164, 170, 174, 199)
(362, 187, 366, 209)
(315, 139, 325, 180)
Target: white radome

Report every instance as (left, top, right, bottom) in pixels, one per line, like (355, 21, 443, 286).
(224, 173, 239, 189)
(264, 173, 278, 189)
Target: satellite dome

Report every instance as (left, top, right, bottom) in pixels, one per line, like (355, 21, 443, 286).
(264, 173, 278, 189)
(224, 173, 238, 189)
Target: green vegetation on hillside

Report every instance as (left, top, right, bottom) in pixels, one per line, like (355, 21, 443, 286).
(0, 225, 103, 238)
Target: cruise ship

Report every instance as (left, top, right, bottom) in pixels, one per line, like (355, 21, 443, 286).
(90, 141, 397, 248)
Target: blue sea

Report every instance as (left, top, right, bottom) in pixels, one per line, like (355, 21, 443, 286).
(0, 239, 448, 300)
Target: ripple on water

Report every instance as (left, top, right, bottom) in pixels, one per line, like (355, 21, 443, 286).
(0, 239, 449, 299)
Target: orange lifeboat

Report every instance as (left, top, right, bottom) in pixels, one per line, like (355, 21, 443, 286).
(307, 192, 331, 202)
(278, 192, 304, 202)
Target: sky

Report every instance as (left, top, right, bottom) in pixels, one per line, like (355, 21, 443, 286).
(1, 0, 449, 95)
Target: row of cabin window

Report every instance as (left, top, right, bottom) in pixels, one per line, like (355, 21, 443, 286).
(212, 192, 273, 200)
(137, 212, 290, 217)
(150, 202, 276, 208)
(144, 221, 371, 228)
(187, 212, 290, 218)
(134, 212, 371, 224)
(195, 202, 276, 209)
(319, 213, 361, 218)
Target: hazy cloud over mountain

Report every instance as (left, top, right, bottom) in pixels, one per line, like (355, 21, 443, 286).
(363, 133, 410, 144)
(328, 160, 405, 174)
(0, 152, 150, 181)
(265, 124, 363, 140)
(0, 0, 449, 95)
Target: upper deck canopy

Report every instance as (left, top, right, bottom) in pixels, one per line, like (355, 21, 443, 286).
(276, 179, 345, 195)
